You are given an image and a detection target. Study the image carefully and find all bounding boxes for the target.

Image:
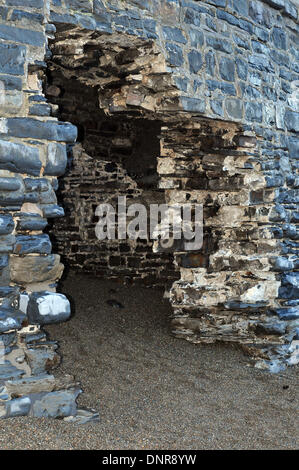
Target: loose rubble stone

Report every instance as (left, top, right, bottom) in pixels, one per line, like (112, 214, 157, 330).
(30, 390, 81, 418)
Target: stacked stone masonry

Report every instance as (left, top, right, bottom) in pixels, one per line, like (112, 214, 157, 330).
(0, 0, 298, 419)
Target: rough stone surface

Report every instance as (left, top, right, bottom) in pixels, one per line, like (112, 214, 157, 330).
(27, 292, 71, 325)
(0, 0, 298, 420)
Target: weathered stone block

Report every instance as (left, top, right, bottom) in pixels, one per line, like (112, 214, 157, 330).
(0, 215, 14, 235)
(188, 50, 203, 74)
(245, 102, 263, 122)
(206, 36, 233, 54)
(25, 345, 60, 375)
(6, 0, 43, 7)
(42, 204, 65, 218)
(236, 57, 248, 80)
(10, 254, 64, 285)
(165, 42, 184, 67)
(6, 397, 31, 418)
(30, 389, 80, 418)
(225, 98, 243, 120)
(4, 118, 77, 143)
(5, 375, 56, 396)
(233, 0, 249, 16)
(249, 0, 272, 28)
(14, 235, 52, 255)
(27, 291, 71, 325)
(0, 24, 44, 47)
(275, 307, 299, 320)
(217, 9, 239, 26)
(0, 140, 41, 176)
(0, 43, 26, 76)
(0, 362, 24, 381)
(285, 111, 299, 132)
(29, 104, 51, 117)
(219, 57, 235, 82)
(0, 307, 26, 333)
(17, 214, 47, 232)
(163, 26, 187, 44)
(45, 143, 67, 176)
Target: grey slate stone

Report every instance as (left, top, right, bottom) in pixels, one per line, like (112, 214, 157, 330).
(275, 307, 299, 320)
(45, 143, 68, 176)
(162, 26, 187, 44)
(14, 235, 52, 255)
(0, 362, 24, 380)
(6, 397, 31, 417)
(4, 118, 77, 143)
(0, 307, 26, 333)
(24, 345, 59, 375)
(0, 178, 21, 191)
(0, 75, 22, 91)
(6, 0, 43, 7)
(0, 43, 26, 76)
(29, 104, 51, 117)
(285, 111, 299, 132)
(165, 42, 184, 67)
(225, 98, 243, 119)
(64, 0, 93, 12)
(205, 51, 216, 76)
(245, 102, 263, 122)
(0, 215, 14, 235)
(42, 205, 65, 218)
(10, 254, 63, 285)
(184, 8, 201, 27)
(17, 214, 47, 232)
(189, 28, 204, 48)
(181, 97, 205, 113)
(233, 0, 249, 16)
(271, 27, 287, 50)
(236, 57, 248, 80)
(211, 99, 224, 116)
(24, 178, 49, 193)
(206, 36, 233, 54)
(219, 57, 235, 81)
(0, 140, 41, 176)
(188, 50, 203, 74)
(30, 389, 80, 418)
(0, 24, 44, 47)
(249, 0, 272, 28)
(27, 291, 71, 325)
(217, 9, 239, 26)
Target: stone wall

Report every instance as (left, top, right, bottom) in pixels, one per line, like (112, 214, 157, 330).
(0, 0, 298, 419)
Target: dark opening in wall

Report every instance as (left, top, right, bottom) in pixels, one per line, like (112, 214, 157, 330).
(44, 68, 179, 287)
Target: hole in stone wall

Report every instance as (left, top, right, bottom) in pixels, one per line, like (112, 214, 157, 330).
(44, 54, 179, 289)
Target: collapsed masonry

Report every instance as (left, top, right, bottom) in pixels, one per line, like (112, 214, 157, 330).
(0, 16, 298, 420)
(47, 26, 298, 369)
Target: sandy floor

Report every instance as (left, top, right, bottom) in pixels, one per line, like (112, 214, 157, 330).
(0, 271, 298, 450)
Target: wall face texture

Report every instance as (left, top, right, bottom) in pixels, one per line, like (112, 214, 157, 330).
(0, 0, 298, 419)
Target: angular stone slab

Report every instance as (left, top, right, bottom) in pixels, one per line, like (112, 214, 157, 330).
(5, 374, 56, 396)
(30, 389, 80, 418)
(24, 345, 60, 375)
